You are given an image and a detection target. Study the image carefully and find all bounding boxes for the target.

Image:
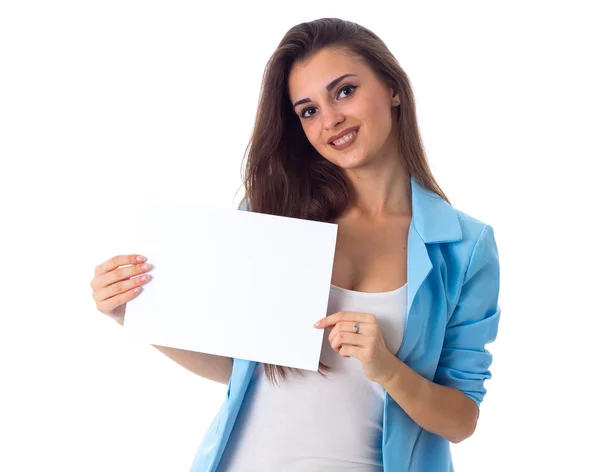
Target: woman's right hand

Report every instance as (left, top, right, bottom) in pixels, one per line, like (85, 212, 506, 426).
(90, 254, 152, 325)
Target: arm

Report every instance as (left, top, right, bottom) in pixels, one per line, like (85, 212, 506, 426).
(380, 357, 478, 443)
(150, 345, 233, 385)
(114, 318, 233, 385)
(381, 225, 501, 443)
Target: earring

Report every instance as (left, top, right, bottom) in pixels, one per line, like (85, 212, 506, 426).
(393, 98, 400, 106)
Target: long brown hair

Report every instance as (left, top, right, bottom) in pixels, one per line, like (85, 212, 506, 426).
(236, 18, 449, 385)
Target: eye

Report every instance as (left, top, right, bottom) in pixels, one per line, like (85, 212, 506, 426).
(300, 106, 317, 119)
(337, 85, 357, 99)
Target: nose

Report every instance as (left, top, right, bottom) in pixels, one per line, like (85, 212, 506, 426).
(321, 103, 345, 130)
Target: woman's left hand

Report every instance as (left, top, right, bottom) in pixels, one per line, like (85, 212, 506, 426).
(314, 312, 397, 385)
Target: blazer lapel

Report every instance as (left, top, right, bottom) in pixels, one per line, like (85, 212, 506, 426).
(406, 176, 462, 309)
(399, 177, 462, 360)
(406, 223, 432, 317)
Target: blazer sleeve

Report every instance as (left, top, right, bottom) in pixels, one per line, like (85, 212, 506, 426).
(433, 224, 501, 413)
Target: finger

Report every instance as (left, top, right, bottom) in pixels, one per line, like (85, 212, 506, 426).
(94, 254, 146, 278)
(331, 332, 365, 351)
(96, 285, 143, 314)
(339, 344, 359, 359)
(316, 311, 370, 329)
(92, 259, 151, 291)
(318, 313, 342, 328)
(328, 321, 372, 344)
(93, 271, 151, 303)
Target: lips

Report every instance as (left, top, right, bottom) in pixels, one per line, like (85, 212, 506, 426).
(328, 127, 359, 151)
(328, 126, 360, 144)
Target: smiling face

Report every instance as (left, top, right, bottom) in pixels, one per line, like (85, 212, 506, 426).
(288, 47, 400, 169)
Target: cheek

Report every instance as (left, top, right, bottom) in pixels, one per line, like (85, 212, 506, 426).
(302, 123, 322, 148)
(365, 113, 392, 147)
(366, 100, 391, 129)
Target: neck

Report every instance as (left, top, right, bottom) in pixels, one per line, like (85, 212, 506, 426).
(343, 154, 412, 219)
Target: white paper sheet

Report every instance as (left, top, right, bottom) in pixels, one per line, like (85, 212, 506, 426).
(122, 199, 338, 372)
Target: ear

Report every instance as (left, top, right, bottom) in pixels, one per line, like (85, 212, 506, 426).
(391, 90, 400, 107)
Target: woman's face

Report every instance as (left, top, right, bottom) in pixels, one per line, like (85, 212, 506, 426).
(288, 47, 399, 169)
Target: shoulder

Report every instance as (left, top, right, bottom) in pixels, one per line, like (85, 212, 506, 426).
(421, 195, 499, 284)
(453, 207, 493, 244)
(449, 207, 499, 278)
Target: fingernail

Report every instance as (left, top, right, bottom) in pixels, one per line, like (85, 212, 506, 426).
(136, 256, 146, 262)
(314, 321, 320, 328)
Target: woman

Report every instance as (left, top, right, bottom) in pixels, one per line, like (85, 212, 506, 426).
(90, 18, 500, 471)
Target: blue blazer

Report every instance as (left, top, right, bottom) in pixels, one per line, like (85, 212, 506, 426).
(190, 176, 501, 471)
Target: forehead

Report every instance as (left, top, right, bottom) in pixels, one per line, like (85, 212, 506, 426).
(288, 48, 371, 95)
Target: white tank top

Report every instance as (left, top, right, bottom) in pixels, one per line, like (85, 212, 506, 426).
(217, 282, 408, 472)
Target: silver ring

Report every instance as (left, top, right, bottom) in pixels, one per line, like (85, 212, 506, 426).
(354, 322, 360, 334)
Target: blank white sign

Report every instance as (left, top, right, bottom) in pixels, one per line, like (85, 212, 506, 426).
(123, 199, 338, 371)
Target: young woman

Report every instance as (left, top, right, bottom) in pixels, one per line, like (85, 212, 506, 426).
(90, 18, 501, 472)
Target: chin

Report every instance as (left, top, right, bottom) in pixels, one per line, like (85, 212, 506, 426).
(335, 150, 370, 169)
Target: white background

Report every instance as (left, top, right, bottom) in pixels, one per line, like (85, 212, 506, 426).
(1, 1, 598, 471)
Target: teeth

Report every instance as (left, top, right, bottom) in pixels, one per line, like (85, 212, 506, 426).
(332, 131, 356, 146)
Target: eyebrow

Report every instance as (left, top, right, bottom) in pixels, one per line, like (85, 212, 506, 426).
(292, 73, 358, 109)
